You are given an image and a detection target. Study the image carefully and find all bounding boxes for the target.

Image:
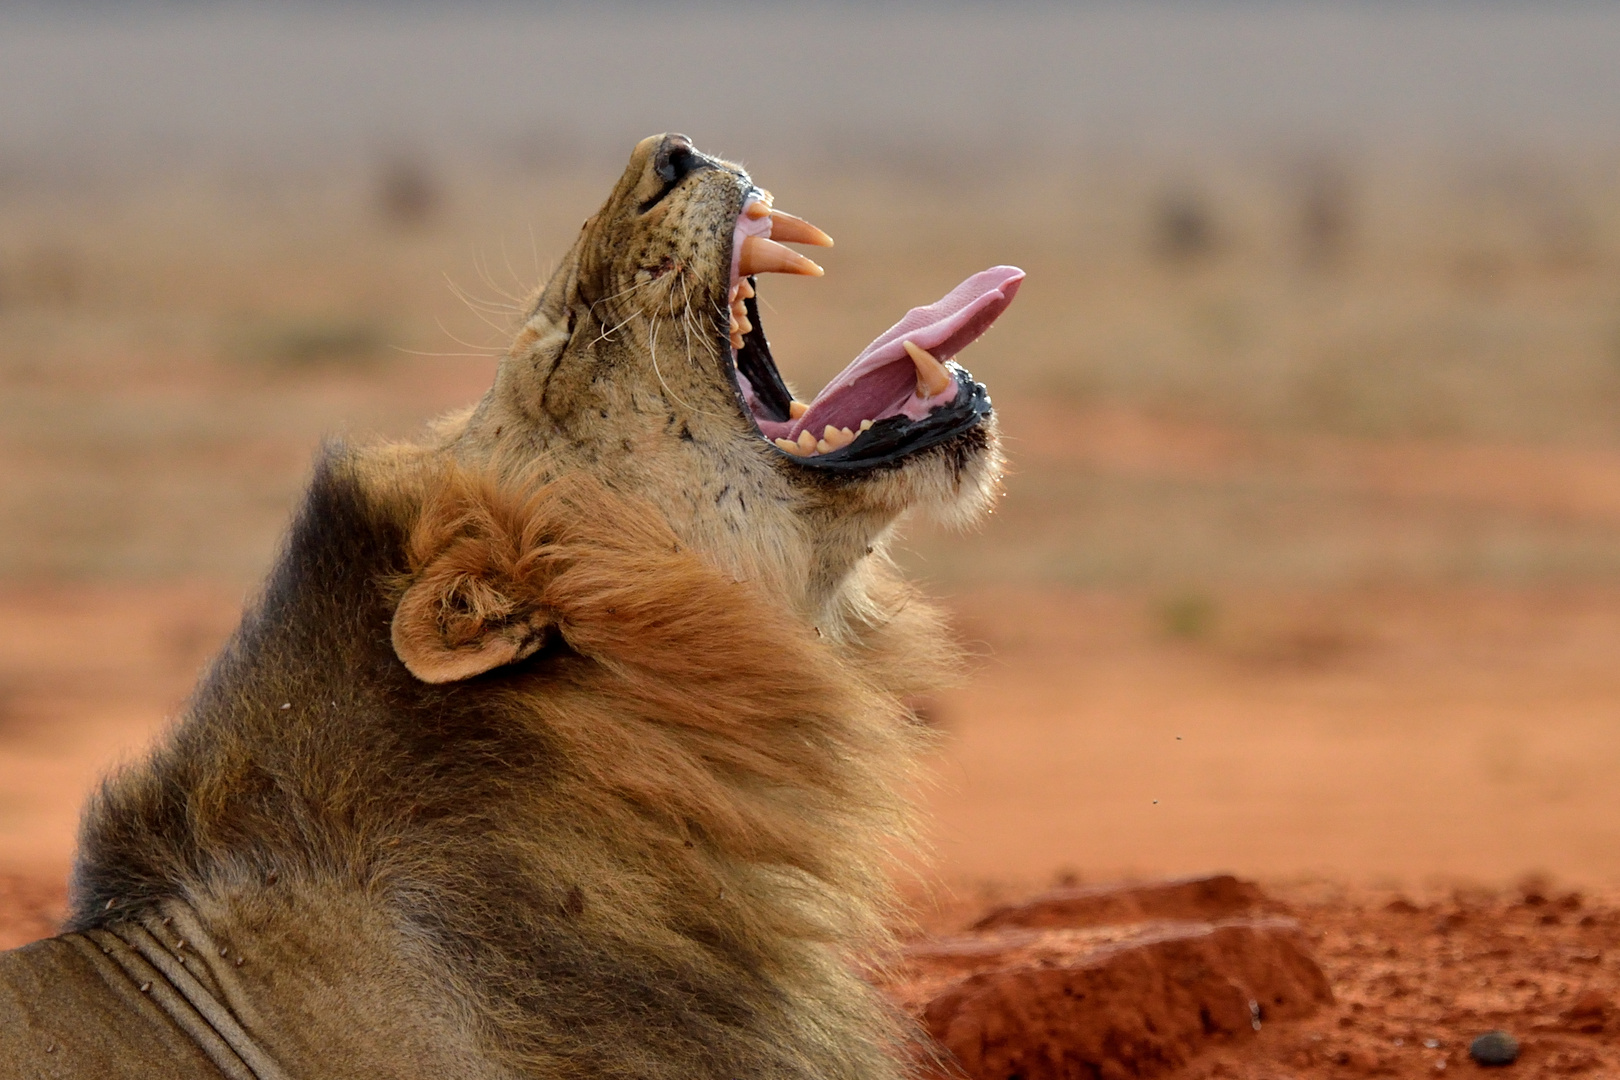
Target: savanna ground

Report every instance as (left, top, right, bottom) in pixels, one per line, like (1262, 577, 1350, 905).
(3, 149, 1620, 1073)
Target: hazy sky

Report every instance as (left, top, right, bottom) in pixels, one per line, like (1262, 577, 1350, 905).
(2, 2, 1617, 168)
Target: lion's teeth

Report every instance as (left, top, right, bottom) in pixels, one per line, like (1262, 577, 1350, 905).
(903, 340, 953, 398)
(859, 419, 873, 431)
(737, 279, 755, 300)
(739, 235, 823, 278)
(816, 439, 832, 453)
(728, 282, 740, 303)
(796, 429, 818, 454)
(789, 400, 808, 419)
(744, 191, 774, 219)
(821, 425, 856, 450)
(773, 437, 802, 455)
(767, 209, 834, 248)
(736, 313, 752, 336)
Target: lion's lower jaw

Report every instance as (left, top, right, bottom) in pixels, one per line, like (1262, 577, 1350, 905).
(884, 420, 1005, 532)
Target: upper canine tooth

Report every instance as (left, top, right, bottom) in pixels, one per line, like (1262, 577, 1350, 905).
(739, 235, 823, 278)
(903, 340, 953, 398)
(788, 400, 809, 419)
(766, 209, 834, 248)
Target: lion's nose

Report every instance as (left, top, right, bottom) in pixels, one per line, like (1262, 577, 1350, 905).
(653, 134, 703, 185)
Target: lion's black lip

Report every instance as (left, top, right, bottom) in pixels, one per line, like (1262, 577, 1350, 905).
(776, 368, 992, 470)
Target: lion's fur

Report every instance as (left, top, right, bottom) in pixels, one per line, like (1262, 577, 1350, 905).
(22, 134, 1002, 1079)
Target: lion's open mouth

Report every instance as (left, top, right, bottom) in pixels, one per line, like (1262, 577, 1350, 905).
(723, 191, 1023, 470)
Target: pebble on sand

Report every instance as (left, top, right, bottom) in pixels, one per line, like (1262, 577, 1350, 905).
(1468, 1031, 1519, 1067)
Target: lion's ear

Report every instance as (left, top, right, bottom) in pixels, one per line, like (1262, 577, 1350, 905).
(391, 565, 552, 684)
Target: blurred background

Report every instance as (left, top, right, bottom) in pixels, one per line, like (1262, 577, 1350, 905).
(2, 0, 1620, 904)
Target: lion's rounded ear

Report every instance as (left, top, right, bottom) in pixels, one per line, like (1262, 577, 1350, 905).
(391, 571, 552, 684)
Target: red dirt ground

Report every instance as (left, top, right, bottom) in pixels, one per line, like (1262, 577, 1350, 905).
(891, 875, 1620, 1080)
(2, 581, 1619, 1076)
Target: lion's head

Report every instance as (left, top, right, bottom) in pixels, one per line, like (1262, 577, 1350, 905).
(452, 133, 1022, 625)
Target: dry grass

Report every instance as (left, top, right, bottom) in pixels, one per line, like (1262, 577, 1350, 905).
(0, 149, 1618, 585)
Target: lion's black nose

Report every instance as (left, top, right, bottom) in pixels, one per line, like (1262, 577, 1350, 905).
(653, 134, 701, 184)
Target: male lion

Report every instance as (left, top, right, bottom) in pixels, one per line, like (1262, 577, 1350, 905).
(0, 134, 1021, 1079)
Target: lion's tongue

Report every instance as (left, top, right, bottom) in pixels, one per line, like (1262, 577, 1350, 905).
(787, 266, 1024, 440)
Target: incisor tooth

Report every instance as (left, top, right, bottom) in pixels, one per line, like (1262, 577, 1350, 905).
(773, 437, 802, 455)
(739, 235, 823, 277)
(788, 400, 809, 419)
(859, 419, 873, 431)
(816, 439, 833, 454)
(767, 209, 834, 248)
(736, 314, 752, 336)
(737, 279, 755, 299)
(903, 340, 953, 398)
(797, 429, 817, 454)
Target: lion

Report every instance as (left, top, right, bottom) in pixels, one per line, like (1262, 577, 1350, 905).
(0, 134, 1022, 1079)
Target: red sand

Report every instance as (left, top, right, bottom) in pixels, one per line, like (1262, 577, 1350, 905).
(3, 583, 1620, 1076)
(888, 876, 1620, 1080)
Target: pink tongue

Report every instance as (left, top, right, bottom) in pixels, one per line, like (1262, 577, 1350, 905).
(789, 265, 1024, 439)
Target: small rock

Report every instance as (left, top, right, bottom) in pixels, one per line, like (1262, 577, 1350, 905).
(1468, 1031, 1519, 1067)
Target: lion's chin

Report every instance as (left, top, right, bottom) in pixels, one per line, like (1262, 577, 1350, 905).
(718, 192, 1023, 473)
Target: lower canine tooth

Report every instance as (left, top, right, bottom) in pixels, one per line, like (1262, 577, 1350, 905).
(903, 340, 953, 398)
(788, 400, 808, 419)
(739, 235, 823, 277)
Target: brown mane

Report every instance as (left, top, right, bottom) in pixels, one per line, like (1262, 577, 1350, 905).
(66, 447, 951, 1077)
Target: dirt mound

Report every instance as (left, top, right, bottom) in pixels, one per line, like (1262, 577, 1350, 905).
(970, 873, 1282, 932)
(889, 876, 1620, 1079)
(884, 876, 1330, 1080)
